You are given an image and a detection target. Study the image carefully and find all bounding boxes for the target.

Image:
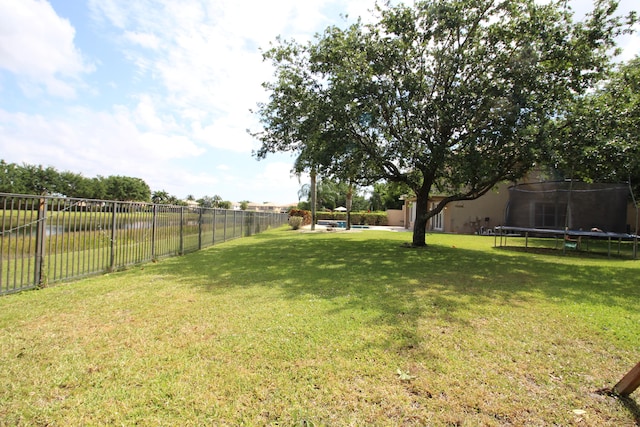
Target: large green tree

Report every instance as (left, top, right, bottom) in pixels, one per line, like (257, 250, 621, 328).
(100, 176, 151, 202)
(58, 171, 96, 199)
(19, 164, 60, 195)
(0, 160, 26, 194)
(370, 181, 412, 211)
(551, 57, 640, 195)
(253, 0, 634, 246)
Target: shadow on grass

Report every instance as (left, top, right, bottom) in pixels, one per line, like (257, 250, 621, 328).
(617, 395, 640, 424)
(152, 230, 639, 321)
(148, 230, 638, 419)
(596, 388, 640, 424)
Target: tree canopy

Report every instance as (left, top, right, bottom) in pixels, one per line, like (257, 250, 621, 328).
(551, 57, 640, 197)
(253, 0, 635, 246)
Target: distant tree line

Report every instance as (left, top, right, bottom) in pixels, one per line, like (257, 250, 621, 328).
(0, 160, 234, 207)
(151, 191, 232, 209)
(0, 160, 151, 201)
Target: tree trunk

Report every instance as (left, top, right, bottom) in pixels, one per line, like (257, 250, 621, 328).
(412, 186, 430, 247)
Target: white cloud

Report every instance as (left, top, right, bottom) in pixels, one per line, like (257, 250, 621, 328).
(85, 0, 345, 137)
(0, 0, 94, 98)
(123, 31, 160, 50)
(242, 161, 306, 203)
(618, 24, 640, 62)
(0, 106, 204, 186)
(132, 95, 167, 132)
(192, 114, 258, 153)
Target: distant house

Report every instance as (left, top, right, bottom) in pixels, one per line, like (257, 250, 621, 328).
(242, 202, 297, 213)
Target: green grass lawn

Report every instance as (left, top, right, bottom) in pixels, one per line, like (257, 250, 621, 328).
(0, 228, 638, 426)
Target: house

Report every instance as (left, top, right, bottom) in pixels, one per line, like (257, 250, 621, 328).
(400, 175, 637, 235)
(401, 182, 511, 234)
(242, 202, 297, 213)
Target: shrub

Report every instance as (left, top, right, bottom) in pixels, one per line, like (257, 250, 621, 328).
(288, 209, 312, 226)
(288, 216, 303, 230)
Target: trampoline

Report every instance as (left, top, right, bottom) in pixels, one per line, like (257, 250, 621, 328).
(494, 181, 638, 257)
(494, 225, 637, 257)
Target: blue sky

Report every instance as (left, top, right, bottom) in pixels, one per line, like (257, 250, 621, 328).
(1, 0, 638, 204)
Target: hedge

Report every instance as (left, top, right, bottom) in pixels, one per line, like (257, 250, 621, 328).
(316, 211, 388, 226)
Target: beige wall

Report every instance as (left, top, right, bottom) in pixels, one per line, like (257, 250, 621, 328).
(386, 209, 405, 227)
(444, 183, 510, 234)
(405, 182, 511, 234)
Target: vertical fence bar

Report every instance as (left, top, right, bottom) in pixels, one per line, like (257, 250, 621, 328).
(123, 204, 130, 266)
(7, 198, 14, 292)
(151, 205, 157, 260)
(25, 199, 34, 287)
(0, 196, 5, 293)
(48, 198, 57, 282)
(198, 208, 203, 250)
(235, 211, 239, 238)
(223, 210, 227, 242)
(91, 202, 99, 274)
(110, 202, 118, 272)
(179, 207, 184, 255)
(69, 200, 77, 277)
(80, 200, 89, 276)
(34, 197, 46, 287)
(133, 203, 140, 263)
(13, 199, 21, 289)
(211, 209, 218, 245)
(63, 199, 70, 279)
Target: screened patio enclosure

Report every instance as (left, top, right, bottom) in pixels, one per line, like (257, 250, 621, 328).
(504, 181, 629, 234)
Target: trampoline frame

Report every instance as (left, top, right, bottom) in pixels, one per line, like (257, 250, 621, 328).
(494, 226, 639, 258)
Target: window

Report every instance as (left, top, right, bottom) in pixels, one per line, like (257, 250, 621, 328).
(534, 203, 566, 228)
(430, 202, 444, 231)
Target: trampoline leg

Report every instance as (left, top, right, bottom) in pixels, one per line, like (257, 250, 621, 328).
(614, 361, 640, 396)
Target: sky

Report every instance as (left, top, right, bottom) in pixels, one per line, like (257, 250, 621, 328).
(0, 0, 639, 205)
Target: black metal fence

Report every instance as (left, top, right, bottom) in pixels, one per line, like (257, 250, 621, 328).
(0, 193, 289, 295)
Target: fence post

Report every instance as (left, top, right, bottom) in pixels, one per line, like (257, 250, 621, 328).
(212, 208, 216, 245)
(223, 210, 227, 242)
(151, 205, 157, 260)
(110, 202, 118, 272)
(198, 207, 203, 250)
(179, 207, 184, 255)
(34, 197, 47, 286)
